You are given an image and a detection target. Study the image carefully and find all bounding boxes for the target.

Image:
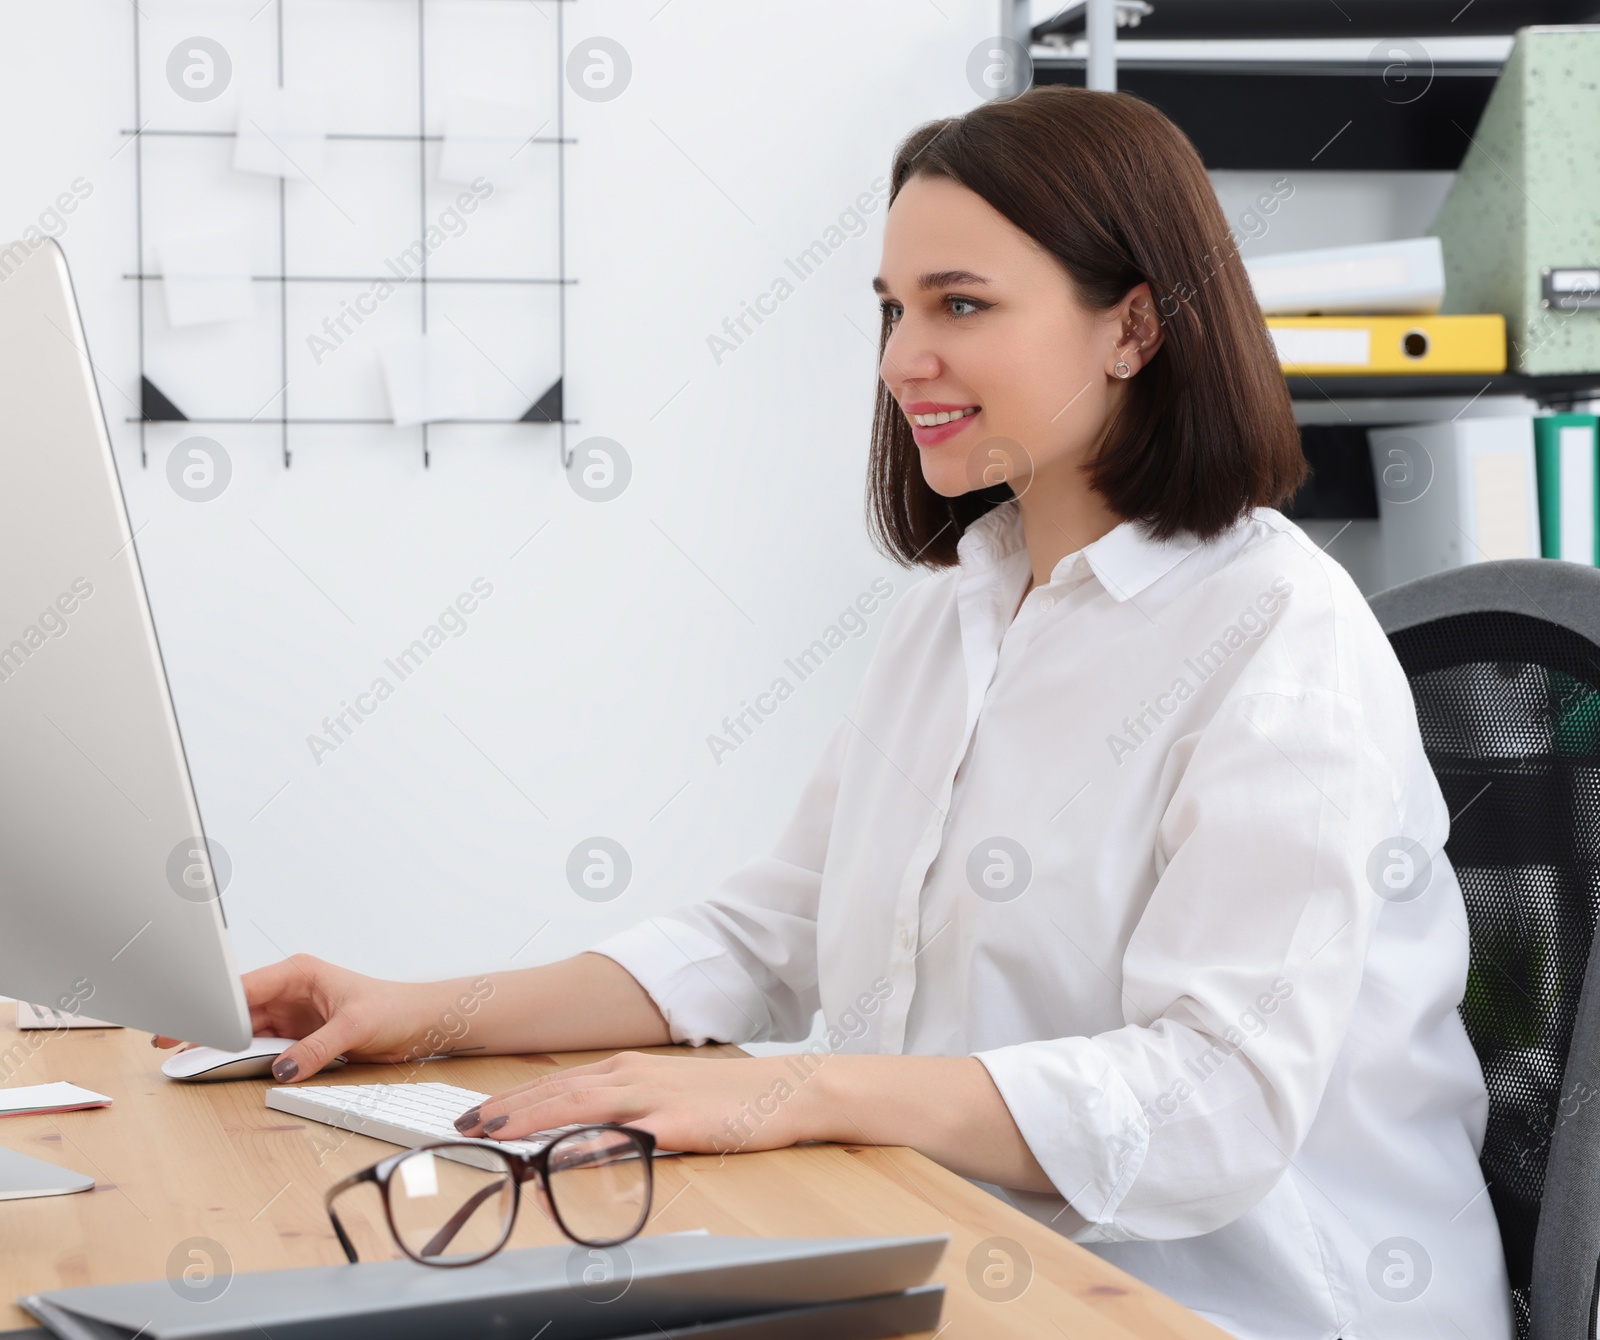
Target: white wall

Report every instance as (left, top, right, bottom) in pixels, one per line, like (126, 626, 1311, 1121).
(0, 0, 1000, 987)
(0, 1, 1455, 996)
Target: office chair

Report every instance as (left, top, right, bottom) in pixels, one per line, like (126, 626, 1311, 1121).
(1370, 559, 1600, 1340)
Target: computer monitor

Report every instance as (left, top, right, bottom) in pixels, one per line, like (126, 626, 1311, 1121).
(0, 239, 251, 1196)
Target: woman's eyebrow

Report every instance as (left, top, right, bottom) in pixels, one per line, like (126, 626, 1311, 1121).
(872, 269, 992, 295)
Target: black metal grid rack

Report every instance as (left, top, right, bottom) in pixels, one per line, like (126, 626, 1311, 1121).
(123, 0, 577, 468)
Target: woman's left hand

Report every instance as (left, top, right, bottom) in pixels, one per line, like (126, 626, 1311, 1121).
(450, 1050, 1056, 1193)
(451, 1052, 826, 1156)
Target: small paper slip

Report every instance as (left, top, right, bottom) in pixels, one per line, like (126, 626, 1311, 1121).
(0, 1082, 112, 1117)
(155, 230, 255, 328)
(379, 332, 479, 426)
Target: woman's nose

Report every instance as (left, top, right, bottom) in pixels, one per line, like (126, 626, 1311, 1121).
(880, 328, 939, 390)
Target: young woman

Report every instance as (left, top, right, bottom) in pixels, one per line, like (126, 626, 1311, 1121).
(158, 88, 1511, 1339)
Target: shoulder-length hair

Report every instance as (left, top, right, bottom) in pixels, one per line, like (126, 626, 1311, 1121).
(868, 85, 1306, 566)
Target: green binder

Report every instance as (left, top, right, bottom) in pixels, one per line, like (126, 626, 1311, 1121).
(1533, 413, 1600, 564)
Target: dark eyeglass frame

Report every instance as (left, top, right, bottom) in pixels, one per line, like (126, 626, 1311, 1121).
(324, 1124, 657, 1267)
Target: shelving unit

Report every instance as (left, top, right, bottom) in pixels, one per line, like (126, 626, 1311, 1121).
(1287, 373, 1600, 524)
(1030, 37, 1508, 171)
(1032, 0, 1599, 41)
(1027, 2, 1597, 170)
(1286, 372, 1600, 408)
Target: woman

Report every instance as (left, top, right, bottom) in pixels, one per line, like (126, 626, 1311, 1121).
(158, 88, 1511, 1339)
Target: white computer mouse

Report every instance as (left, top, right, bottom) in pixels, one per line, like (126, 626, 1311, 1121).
(160, 1037, 347, 1083)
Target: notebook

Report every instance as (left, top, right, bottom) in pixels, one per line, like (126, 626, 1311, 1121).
(0, 1083, 111, 1117)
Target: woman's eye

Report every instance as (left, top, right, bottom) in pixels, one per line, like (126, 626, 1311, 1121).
(880, 296, 986, 323)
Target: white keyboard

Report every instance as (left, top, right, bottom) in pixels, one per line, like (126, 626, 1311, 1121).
(265, 1081, 584, 1158)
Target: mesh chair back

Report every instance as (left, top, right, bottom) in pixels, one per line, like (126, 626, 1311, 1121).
(1370, 559, 1600, 1340)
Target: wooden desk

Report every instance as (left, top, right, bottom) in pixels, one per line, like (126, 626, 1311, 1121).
(0, 1023, 1226, 1338)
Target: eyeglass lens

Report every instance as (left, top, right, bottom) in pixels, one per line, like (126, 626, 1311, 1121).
(544, 1128, 651, 1246)
(388, 1145, 516, 1264)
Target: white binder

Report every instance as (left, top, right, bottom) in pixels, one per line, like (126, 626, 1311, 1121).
(1369, 417, 1542, 589)
(1247, 237, 1445, 315)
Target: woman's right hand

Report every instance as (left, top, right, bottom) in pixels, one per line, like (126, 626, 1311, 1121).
(150, 953, 435, 1082)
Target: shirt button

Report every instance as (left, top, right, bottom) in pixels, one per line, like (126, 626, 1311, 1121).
(898, 928, 914, 950)
(1039, 594, 1055, 611)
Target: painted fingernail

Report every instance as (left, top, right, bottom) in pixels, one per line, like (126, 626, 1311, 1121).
(481, 1115, 508, 1136)
(150, 1036, 160, 1047)
(453, 1106, 482, 1133)
(271, 1056, 299, 1082)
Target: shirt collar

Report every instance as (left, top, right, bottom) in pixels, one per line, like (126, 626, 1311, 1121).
(956, 500, 1205, 603)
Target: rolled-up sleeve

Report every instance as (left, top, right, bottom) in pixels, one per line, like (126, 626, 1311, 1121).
(589, 718, 849, 1047)
(976, 682, 1414, 1241)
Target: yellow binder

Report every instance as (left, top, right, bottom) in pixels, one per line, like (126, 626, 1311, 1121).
(1266, 314, 1506, 375)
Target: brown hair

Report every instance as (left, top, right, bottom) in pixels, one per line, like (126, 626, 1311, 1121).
(867, 85, 1305, 567)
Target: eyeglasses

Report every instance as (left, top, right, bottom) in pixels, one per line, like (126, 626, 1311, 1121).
(324, 1125, 656, 1267)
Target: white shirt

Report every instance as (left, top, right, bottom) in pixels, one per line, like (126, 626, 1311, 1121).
(594, 502, 1513, 1340)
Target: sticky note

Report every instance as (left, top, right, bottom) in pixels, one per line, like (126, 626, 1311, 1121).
(234, 89, 328, 181)
(439, 97, 540, 186)
(399, 1149, 439, 1199)
(156, 231, 255, 328)
(379, 333, 479, 427)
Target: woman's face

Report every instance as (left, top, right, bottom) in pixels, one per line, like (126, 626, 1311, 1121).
(874, 173, 1154, 500)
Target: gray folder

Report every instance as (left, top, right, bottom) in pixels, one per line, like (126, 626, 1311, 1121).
(18, 1233, 947, 1340)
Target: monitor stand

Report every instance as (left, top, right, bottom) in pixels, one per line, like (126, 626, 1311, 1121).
(0, 1145, 94, 1200)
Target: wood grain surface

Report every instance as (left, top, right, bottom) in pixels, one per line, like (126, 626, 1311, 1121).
(0, 1021, 1229, 1338)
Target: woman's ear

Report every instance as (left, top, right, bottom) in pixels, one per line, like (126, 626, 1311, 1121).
(1107, 282, 1166, 378)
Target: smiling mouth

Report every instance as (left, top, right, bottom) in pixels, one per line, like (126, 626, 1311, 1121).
(907, 405, 980, 428)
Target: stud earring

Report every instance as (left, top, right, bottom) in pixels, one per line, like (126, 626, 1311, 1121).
(1113, 360, 1132, 380)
